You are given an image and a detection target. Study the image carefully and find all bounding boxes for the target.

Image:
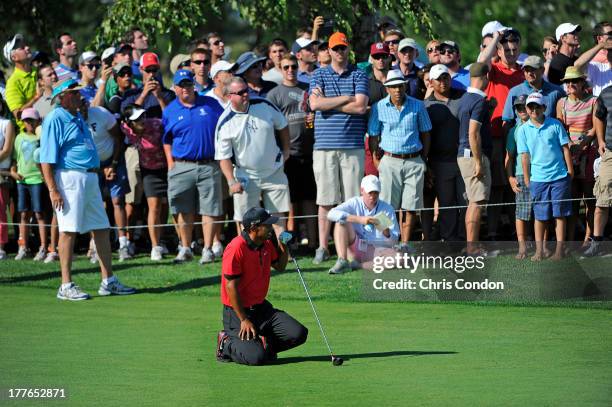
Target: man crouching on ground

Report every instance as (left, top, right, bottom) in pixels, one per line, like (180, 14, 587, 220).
(216, 207, 308, 365)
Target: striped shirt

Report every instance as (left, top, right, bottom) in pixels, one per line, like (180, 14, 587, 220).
(559, 95, 597, 143)
(367, 95, 432, 154)
(309, 65, 369, 150)
(54, 63, 79, 83)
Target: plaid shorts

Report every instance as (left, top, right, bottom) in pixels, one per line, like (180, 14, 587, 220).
(515, 175, 533, 221)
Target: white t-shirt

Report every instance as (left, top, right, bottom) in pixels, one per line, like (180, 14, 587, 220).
(0, 118, 12, 169)
(86, 106, 117, 162)
(215, 98, 288, 179)
(587, 61, 611, 97)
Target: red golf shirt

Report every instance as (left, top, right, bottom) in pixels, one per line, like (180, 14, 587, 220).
(221, 233, 279, 308)
(486, 61, 523, 138)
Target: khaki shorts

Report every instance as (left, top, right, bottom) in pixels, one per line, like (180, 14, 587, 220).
(378, 155, 426, 211)
(233, 166, 291, 222)
(124, 145, 144, 205)
(594, 150, 612, 207)
(457, 156, 492, 203)
(313, 149, 364, 206)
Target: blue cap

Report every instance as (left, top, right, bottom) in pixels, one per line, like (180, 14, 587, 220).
(235, 52, 267, 75)
(173, 69, 195, 86)
(51, 78, 83, 101)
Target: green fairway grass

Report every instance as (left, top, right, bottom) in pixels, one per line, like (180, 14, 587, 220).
(1, 255, 611, 406)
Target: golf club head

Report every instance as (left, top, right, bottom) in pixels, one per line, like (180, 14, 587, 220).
(332, 356, 343, 366)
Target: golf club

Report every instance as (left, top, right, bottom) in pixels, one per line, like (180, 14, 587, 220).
(279, 231, 343, 366)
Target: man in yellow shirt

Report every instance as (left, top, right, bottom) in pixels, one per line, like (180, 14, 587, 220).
(3, 34, 38, 130)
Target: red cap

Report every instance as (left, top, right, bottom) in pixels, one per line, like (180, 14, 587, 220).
(329, 32, 349, 49)
(370, 42, 390, 56)
(140, 52, 159, 69)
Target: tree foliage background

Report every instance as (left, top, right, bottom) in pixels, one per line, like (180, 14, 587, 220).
(1, 0, 608, 67)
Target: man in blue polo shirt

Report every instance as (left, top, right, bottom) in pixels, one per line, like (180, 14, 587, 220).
(517, 92, 573, 261)
(309, 31, 369, 264)
(368, 69, 431, 247)
(457, 63, 494, 255)
(162, 69, 224, 264)
(39, 78, 135, 301)
(502, 55, 565, 124)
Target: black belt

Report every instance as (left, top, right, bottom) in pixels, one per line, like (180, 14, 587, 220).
(86, 168, 100, 173)
(384, 151, 422, 159)
(173, 158, 215, 164)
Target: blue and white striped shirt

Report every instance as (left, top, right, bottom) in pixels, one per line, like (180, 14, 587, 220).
(367, 95, 432, 154)
(309, 65, 369, 150)
(54, 63, 79, 83)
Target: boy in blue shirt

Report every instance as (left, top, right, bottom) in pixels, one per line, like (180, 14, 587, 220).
(517, 92, 573, 261)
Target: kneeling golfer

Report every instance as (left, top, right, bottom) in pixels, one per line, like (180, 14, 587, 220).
(217, 207, 308, 365)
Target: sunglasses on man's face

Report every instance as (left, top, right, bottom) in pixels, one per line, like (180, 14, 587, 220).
(440, 48, 456, 55)
(230, 88, 249, 96)
(372, 54, 389, 60)
(384, 39, 401, 45)
(192, 60, 211, 66)
(426, 46, 441, 53)
(144, 67, 159, 74)
(211, 40, 223, 46)
(87, 63, 101, 70)
(332, 45, 348, 52)
(282, 64, 298, 71)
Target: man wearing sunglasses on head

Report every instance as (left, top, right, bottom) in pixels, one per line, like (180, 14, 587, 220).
(120, 52, 174, 119)
(308, 32, 369, 264)
(478, 26, 524, 241)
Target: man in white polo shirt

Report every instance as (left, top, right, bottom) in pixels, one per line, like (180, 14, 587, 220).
(215, 77, 291, 236)
(39, 78, 135, 301)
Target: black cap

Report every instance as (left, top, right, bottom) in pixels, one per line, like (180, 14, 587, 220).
(243, 207, 279, 229)
(513, 94, 528, 106)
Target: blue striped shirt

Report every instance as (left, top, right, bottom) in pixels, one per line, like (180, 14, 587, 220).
(309, 65, 369, 150)
(367, 95, 432, 154)
(54, 63, 79, 83)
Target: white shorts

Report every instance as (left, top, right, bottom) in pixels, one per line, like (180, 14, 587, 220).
(55, 170, 110, 233)
(233, 166, 290, 222)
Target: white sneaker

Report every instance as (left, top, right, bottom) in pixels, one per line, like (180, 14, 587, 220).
(174, 247, 194, 263)
(33, 247, 46, 261)
(118, 246, 133, 262)
(199, 248, 215, 264)
(151, 245, 164, 261)
(44, 251, 59, 263)
(212, 241, 224, 258)
(15, 246, 28, 261)
(57, 283, 90, 301)
(0, 249, 7, 260)
(98, 277, 136, 296)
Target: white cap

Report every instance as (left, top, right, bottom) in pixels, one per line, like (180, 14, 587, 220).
(3, 33, 24, 63)
(398, 38, 418, 51)
(526, 92, 545, 106)
(383, 69, 407, 87)
(78, 51, 98, 65)
(128, 108, 146, 121)
(101, 47, 116, 61)
(555, 23, 581, 41)
(210, 60, 237, 79)
(361, 175, 381, 193)
(481, 21, 508, 37)
(429, 64, 450, 80)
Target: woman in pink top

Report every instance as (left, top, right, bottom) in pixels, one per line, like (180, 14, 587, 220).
(122, 104, 169, 261)
(556, 67, 598, 245)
